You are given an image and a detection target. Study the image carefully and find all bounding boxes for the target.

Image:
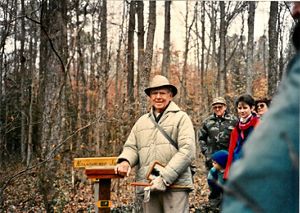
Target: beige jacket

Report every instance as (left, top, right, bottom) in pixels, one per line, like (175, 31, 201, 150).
(118, 101, 196, 193)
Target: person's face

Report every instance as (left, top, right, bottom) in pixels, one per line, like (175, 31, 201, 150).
(237, 102, 253, 119)
(212, 160, 223, 171)
(150, 88, 173, 113)
(256, 102, 268, 116)
(212, 104, 226, 117)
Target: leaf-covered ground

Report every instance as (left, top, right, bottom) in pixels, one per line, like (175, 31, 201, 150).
(1, 156, 213, 212)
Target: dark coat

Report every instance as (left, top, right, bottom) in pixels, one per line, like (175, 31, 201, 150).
(198, 112, 238, 159)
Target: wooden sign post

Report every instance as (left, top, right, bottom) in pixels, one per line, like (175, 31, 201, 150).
(73, 157, 124, 213)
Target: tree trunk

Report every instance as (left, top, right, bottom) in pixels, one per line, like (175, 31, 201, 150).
(39, 0, 68, 211)
(75, 0, 83, 152)
(0, 55, 2, 167)
(181, 1, 196, 104)
(268, 1, 279, 97)
(246, 1, 255, 95)
(218, 1, 226, 96)
(27, 73, 34, 166)
(137, 1, 144, 101)
(87, 10, 96, 149)
(161, 0, 171, 77)
(26, 0, 38, 166)
(20, 0, 27, 163)
(96, 0, 108, 154)
(141, 1, 156, 114)
(277, 3, 287, 83)
(115, 1, 126, 106)
(211, 2, 217, 70)
(194, 2, 201, 106)
(127, 1, 136, 105)
(200, 1, 205, 89)
(207, 1, 217, 100)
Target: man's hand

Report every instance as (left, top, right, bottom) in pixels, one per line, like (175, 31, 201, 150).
(149, 176, 167, 191)
(114, 161, 131, 177)
(143, 175, 168, 202)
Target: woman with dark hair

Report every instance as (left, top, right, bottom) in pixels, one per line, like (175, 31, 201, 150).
(255, 97, 271, 117)
(223, 94, 260, 179)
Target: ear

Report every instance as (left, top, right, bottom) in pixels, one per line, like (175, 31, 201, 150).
(168, 90, 174, 98)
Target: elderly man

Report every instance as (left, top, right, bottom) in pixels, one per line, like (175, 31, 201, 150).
(114, 75, 196, 213)
(198, 97, 238, 170)
(222, 3, 299, 213)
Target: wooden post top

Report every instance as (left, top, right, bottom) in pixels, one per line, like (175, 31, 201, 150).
(85, 166, 124, 179)
(73, 157, 125, 179)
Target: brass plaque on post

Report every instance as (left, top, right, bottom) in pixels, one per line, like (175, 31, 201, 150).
(73, 157, 117, 168)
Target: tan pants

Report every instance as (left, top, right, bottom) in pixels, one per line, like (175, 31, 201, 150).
(143, 191, 189, 213)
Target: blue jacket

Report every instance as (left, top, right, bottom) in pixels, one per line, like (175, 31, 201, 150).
(222, 53, 300, 213)
(207, 167, 225, 194)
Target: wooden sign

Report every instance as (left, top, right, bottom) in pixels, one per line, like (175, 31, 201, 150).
(73, 157, 117, 168)
(73, 156, 122, 213)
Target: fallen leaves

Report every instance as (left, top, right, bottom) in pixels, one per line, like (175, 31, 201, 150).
(1, 155, 210, 212)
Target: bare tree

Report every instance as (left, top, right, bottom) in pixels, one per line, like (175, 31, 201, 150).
(180, 1, 196, 104)
(127, 1, 136, 104)
(0, 0, 14, 167)
(217, 2, 247, 96)
(20, 0, 27, 163)
(246, 1, 256, 95)
(26, 0, 39, 166)
(115, 1, 126, 106)
(218, 1, 226, 96)
(161, 0, 171, 77)
(137, 1, 144, 100)
(277, 2, 290, 82)
(38, 0, 68, 211)
(95, 0, 109, 154)
(205, 1, 218, 100)
(73, 0, 87, 153)
(268, 1, 279, 97)
(141, 1, 156, 114)
(200, 1, 205, 89)
(87, 3, 97, 149)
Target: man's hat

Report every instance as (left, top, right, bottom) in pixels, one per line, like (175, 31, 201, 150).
(144, 75, 177, 97)
(212, 97, 227, 106)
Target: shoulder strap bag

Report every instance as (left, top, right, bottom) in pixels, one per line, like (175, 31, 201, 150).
(149, 114, 197, 177)
(149, 114, 178, 149)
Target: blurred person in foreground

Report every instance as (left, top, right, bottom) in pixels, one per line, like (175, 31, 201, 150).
(114, 75, 196, 213)
(198, 97, 238, 170)
(222, 2, 300, 213)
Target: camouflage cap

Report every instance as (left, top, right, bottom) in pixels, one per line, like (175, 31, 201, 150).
(212, 97, 227, 106)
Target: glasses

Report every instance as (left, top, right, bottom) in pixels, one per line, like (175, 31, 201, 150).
(213, 105, 224, 110)
(257, 103, 266, 109)
(150, 90, 171, 97)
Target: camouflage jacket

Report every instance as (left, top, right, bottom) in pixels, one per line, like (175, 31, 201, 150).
(198, 112, 238, 159)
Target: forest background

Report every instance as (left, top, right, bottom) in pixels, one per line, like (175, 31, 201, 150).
(0, 0, 297, 212)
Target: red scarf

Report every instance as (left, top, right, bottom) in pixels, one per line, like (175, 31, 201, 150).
(224, 115, 260, 179)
